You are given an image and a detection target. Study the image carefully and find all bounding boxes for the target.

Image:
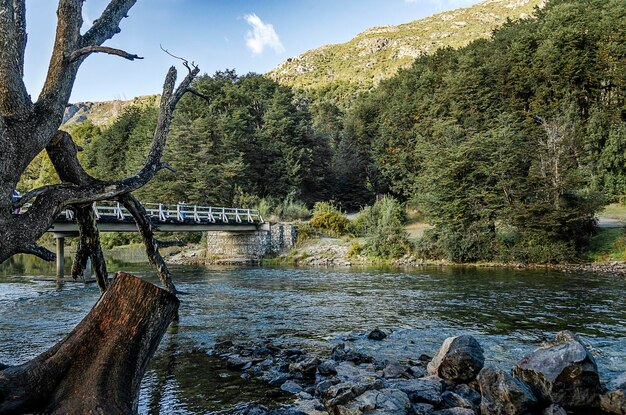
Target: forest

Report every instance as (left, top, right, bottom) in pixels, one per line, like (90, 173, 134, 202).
(20, 0, 626, 263)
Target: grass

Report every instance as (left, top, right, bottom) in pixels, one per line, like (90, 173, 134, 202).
(586, 228, 626, 262)
(598, 203, 626, 220)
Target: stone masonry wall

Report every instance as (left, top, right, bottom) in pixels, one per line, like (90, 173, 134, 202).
(205, 223, 297, 260)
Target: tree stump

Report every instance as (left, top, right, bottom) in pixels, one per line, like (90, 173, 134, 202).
(0, 272, 179, 414)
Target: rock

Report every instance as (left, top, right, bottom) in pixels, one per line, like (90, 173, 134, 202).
(409, 365, 428, 379)
(441, 391, 476, 411)
(331, 343, 374, 364)
(413, 403, 435, 415)
(368, 328, 388, 341)
(281, 380, 304, 394)
(334, 361, 378, 383)
(323, 379, 384, 407)
(316, 377, 341, 397)
(335, 388, 411, 415)
(512, 331, 601, 409)
(600, 389, 626, 414)
(541, 404, 567, 415)
(477, 366, 537, 415)
(611, 372, 626, 391)
(290, 398, 328, 415)
(244, 404, 270, 415)
(214, 339, 233, 350)
(267, 372, 291, 386)
(318, 359, 338, 376)
(432, 408, 475, 415)
(385, 376, 444, 405)
(454, 384, 482, 408)
(227, 355, 251, 370)
(383, 362, 409, 379)
(284, 348, 305, 357)
(290, 357, 321, 379)
(269, 407, 310, 415)
(427, 335, 484, 383)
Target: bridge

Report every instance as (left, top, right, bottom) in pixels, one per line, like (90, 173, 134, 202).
(19, 201, 264, 277)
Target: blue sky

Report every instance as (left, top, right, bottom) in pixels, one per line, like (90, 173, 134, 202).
(24, 0, 481, 102)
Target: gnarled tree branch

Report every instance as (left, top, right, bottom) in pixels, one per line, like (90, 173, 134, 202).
(71, 206, 109, 292)
(0, 0, 32, 116)
(80, 0, 137, 47)
(16, 244, 56, 262)
(119, 194, 177, 294)
(186, 87, 212, 104)
(69, 45, 143, 62)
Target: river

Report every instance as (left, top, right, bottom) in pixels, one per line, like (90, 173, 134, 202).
(0, 255, 625, 414)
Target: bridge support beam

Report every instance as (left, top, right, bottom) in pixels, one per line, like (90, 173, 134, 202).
(56, 237, 65, 278)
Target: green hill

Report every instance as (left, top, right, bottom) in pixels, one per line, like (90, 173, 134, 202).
(267, 0, 546, 96)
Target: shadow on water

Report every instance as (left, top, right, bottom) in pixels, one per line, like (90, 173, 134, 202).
(0, 260, 624, 413)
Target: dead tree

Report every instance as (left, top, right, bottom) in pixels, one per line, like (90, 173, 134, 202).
(0, 0, 200, 411)
(0, 272, 179, 414)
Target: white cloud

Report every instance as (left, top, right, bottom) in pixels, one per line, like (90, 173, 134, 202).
(243, 13, 285, 56)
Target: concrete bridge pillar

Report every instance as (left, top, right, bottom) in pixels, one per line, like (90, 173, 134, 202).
(56, 237, 65, 278)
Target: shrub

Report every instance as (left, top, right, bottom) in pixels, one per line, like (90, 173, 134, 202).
(347, 241, 364, 257)
(313, 201, 342, 216)
(274, 193, 311, 222)
(357, 196, 411, 259)
(295, 222, 316, 244)
(310, 212, 350, 237)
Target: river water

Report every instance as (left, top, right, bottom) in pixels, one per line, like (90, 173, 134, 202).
(0, 256, 625, 414)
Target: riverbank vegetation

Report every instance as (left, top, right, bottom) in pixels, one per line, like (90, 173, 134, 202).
(19, 0, 626, 265)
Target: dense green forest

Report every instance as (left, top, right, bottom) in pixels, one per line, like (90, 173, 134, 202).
(20, 0, 626, 263)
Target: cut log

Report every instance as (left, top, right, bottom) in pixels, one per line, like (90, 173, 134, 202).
(0, 272, 179, 414)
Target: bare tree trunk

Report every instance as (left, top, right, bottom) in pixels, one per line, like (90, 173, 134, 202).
(0, 272, 179, 414)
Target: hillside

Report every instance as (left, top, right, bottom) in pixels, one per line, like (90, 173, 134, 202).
(63, 94, 159, 126)
(267, 0, 546, 95)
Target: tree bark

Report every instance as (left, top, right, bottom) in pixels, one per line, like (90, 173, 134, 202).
(0, 272, 179, 414)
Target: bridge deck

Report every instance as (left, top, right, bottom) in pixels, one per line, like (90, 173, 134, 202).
(19, 201, 264, 234)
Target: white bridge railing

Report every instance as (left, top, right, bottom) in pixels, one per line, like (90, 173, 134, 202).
(21, 201, 264, 225)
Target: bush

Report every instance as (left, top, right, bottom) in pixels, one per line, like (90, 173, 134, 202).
(365, 222, 410, 259)
(347, 241, 364, 257)
(355, 196, 411, 259)
(310, 211, 350, 237)
(295, 222, 316, 244)
(274, 193, 311, 222)
(313, 201, 342, 216)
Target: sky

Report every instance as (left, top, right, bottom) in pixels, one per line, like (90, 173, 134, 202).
(23, 0, 482, 103)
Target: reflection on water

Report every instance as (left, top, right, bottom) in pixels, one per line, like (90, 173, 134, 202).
(0, 258, 625, 414)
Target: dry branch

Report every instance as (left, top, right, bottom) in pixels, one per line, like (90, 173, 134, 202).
(119, 194, 178, 293)
(69, 45, 143, 62)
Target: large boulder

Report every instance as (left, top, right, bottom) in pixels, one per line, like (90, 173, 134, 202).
(512, 331, 601, 409)
(478, 367, 537, 415)
(427, 335, 485, 383)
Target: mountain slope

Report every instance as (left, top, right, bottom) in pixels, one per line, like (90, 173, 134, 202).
(63, 95, 159, 126)
(268, 0, 546, 94)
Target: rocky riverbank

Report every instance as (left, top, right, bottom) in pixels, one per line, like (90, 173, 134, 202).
(211, 331, 625, 415)
(165, 238, 626, 277)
